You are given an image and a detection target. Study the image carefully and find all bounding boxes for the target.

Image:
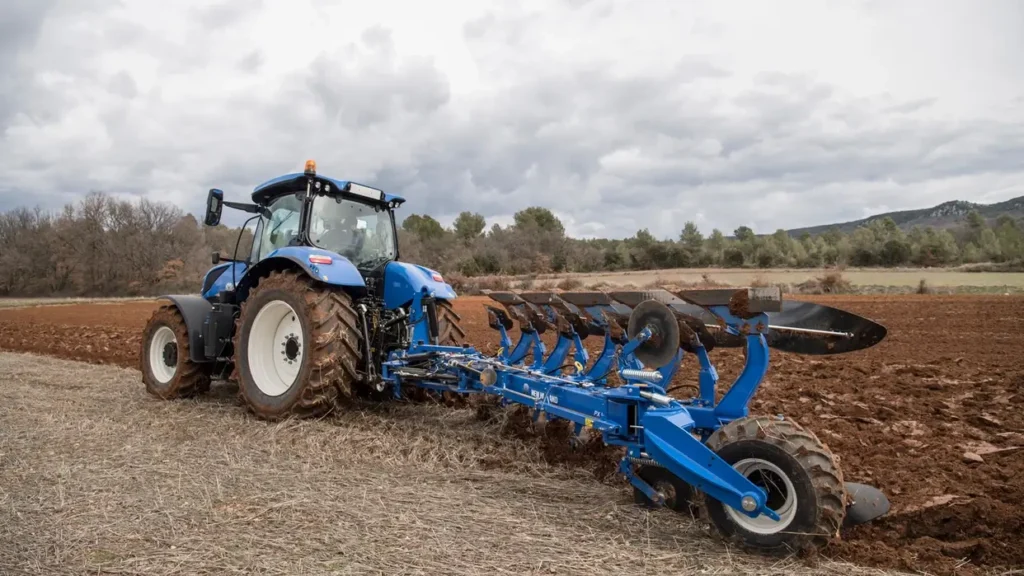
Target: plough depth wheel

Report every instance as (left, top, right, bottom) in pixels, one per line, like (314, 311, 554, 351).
(701, 415, 846, 553)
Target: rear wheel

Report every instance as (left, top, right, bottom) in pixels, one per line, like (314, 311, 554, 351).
(701, 416, 846, 554)
(139, 305, 211, 399)
(233, 269, 361, 420)
(436, 299, 466, 346)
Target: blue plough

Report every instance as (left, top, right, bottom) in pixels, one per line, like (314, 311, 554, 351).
(381, 286, 891, 553)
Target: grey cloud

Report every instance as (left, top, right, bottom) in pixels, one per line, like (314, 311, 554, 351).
(2, 2, 1024, 243)
(191, 0, 264, 30)
(305, 33, 450, 130)
(0, 0, 59, 127)
(107, 71, 138, 99)
(237, 50, 263, 72)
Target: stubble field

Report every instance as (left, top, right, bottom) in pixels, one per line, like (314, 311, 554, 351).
(1, 291, 1023, 575)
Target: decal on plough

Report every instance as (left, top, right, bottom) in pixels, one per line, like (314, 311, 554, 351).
(383, 286, 891, 553)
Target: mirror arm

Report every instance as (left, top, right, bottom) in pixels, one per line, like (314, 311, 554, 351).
(223, 200, 265, 215)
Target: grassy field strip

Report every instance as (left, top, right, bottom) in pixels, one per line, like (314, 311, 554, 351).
(557, 268, 1024, 288)
(0, 296, 155, 309)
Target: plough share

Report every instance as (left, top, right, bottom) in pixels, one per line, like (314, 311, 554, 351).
(382, 285, 890, 553)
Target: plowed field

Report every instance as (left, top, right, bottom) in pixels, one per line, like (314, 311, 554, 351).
(1, 294, 1022, 575)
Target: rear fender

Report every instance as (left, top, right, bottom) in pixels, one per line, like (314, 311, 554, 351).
(383, 261, 457, 309)
(236, 247, 366, 301)
(158, 295, 214, 363)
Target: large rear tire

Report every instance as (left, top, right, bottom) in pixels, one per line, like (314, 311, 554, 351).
(233, 269, 361, 420)
(436, 299, 466, 346)
(139, 305, 211, 399)
(701, 415, 847, 554)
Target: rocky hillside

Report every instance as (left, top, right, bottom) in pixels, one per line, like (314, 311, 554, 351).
(788, 195, 1024, 236)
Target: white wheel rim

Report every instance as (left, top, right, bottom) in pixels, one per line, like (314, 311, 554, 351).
(247, 299, 303, 397)
(726, 458, 798, 534)
(149, 326, 178, 384)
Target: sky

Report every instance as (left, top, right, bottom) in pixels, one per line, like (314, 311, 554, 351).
(2, 0, 1024, 239)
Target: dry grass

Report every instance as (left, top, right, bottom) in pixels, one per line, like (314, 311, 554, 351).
(0, 296, 153, 309)
(0, 352, 911, 576)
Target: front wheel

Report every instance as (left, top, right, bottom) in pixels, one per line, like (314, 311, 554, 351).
(139, 305, 211, 399)
(701, 416, 847, 554)
(233, 270, 361, 420)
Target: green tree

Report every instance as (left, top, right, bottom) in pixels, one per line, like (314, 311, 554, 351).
(962, 242, 982, 263)
(979, 228, 1002, 261)
(879, 238, 911, 266)
(722, 246, 745, 267)
(733, 225, 755, 243)
(401, 214, 445, 240)
(513, 206, 565, 236)
(771, 229, 793, 256)
(967, 210, 985, 232)
(680, 221, 704, 251)
(453, 211, 486, 240)
(822, 227, 842, 246)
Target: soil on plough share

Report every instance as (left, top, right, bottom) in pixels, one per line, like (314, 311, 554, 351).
(1, 294, 1023, 575)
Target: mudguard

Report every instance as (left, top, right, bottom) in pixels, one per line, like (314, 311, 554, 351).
(383, 261, 457, 309)
(158, 295, 214, 363)
(237, 246, 366, 299)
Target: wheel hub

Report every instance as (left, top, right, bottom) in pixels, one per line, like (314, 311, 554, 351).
(654, 480, 677, 506)
(726, 458, 798, 534)
(282, 334, 300, 363)
(162, 341, 177, 367)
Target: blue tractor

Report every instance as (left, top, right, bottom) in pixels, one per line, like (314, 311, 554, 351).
(140, 160, 894, 553)
(139, 160, 466, 419)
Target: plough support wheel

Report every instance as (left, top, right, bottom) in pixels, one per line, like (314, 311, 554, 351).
(701, 416, 846, 553)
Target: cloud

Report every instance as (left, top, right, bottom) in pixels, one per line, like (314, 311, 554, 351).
(2, 0, 1024, 240)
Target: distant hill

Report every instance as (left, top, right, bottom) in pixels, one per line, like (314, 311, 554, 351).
(787, 195, 1024, 237)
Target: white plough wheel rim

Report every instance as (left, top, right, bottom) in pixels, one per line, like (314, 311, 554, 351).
(248, 299, 303, 397)
(149, 325, 178, 384)
(726, 458, 798, 534)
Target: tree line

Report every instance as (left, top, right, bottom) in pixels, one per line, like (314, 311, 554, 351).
(0, 191, 1021, 297)
(399, 206, 1024, 278)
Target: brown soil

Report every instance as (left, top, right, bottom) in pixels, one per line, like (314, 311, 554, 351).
(2, 293, 1023, 575)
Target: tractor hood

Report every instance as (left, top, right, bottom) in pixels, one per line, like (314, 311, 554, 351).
(382, 261, 457, 309)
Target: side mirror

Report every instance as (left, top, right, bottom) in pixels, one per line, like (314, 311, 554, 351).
(204, 188, 224, 226)
(212, 251, 221, 265)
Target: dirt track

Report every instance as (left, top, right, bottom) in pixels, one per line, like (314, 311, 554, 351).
(1, 294, 1023, 575)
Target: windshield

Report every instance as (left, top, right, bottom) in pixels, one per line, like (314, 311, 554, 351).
(309, 195, 396, 267)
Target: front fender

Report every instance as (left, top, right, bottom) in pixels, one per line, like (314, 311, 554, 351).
(383, 261, 457, 309)
(158, 295, 213, 363)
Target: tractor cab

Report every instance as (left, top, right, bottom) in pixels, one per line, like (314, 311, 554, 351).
(200, 160, 410, 303)
(245, 162, 403, 271)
